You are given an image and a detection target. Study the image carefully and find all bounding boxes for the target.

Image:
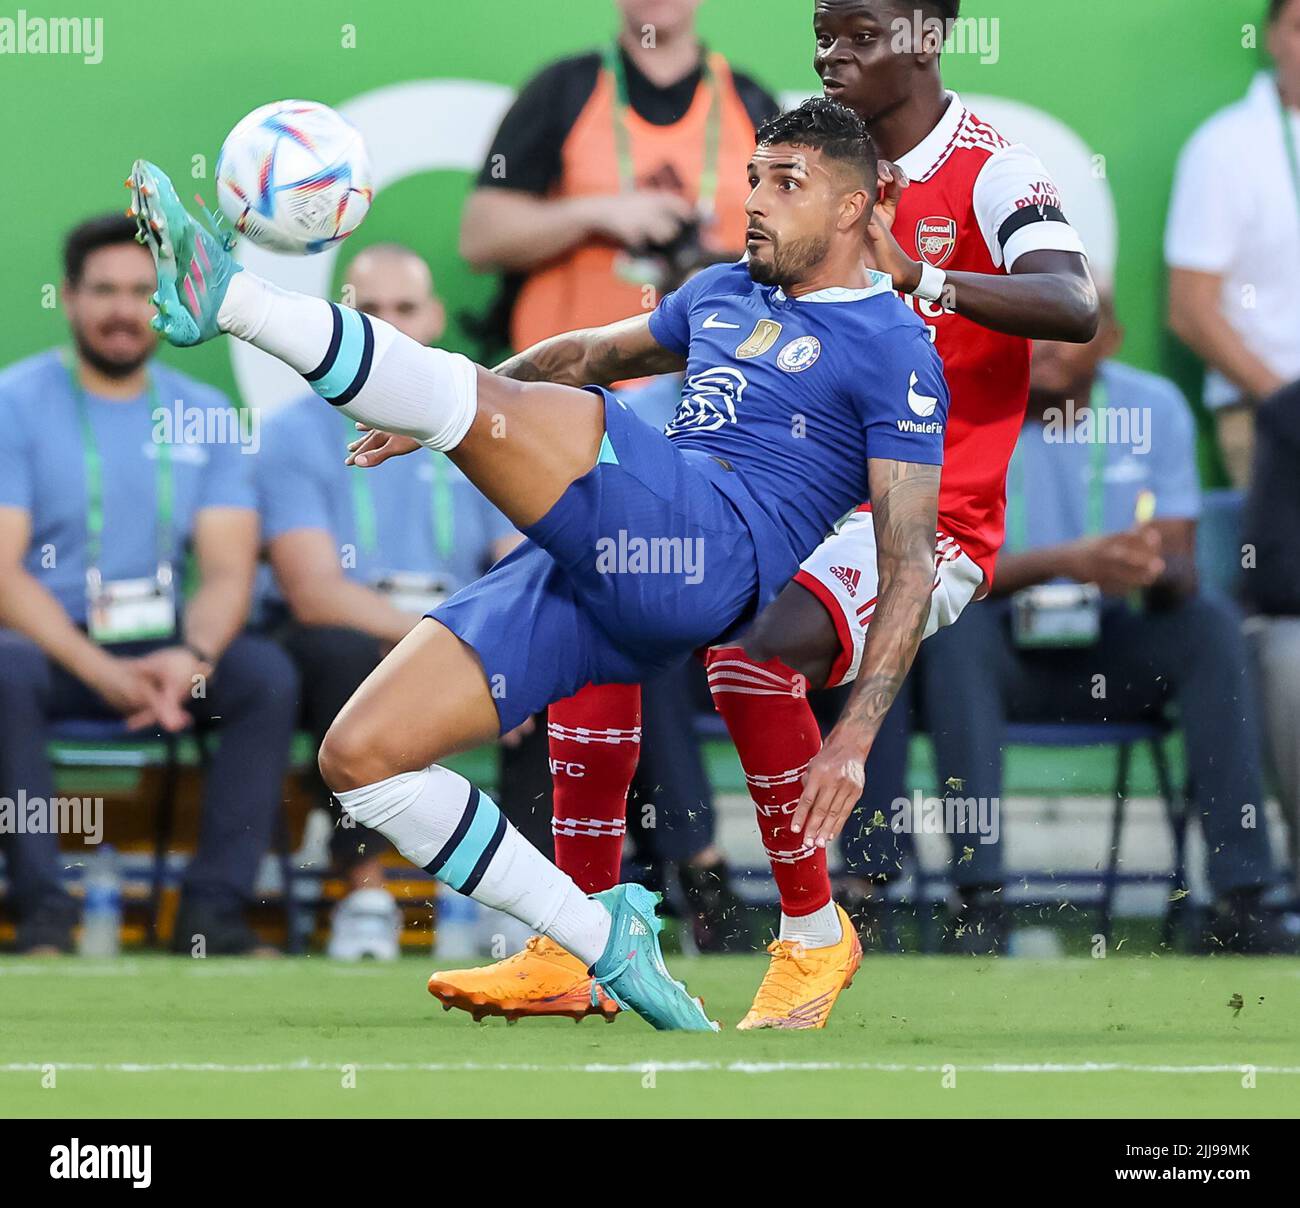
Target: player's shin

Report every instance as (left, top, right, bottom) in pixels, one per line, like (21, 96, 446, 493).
(333, 765, 612, 964)
(216, 272, 478, 451)
(548, 683, 642, 894)
(705, 646, 841, 948)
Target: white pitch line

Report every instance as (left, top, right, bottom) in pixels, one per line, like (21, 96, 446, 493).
(1, 1060, 1297, 1076)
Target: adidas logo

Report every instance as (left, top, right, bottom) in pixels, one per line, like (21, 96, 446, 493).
(829, 565, 861, 596)
(628, 918, 650, 936)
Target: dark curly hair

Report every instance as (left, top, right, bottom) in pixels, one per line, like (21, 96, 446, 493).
(756, 96, 878, 187)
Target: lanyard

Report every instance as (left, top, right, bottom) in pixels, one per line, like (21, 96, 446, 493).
(1007, 379, 1109, 553)
(605, 43, 723, 220)
(64, 355, 172, 573)
(1277, 78, 1300, 221)
(342, 416, 455, 562)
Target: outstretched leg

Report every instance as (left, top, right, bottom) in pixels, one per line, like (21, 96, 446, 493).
(132, 159, 605, 530)
(129, 161, 715, 1031)
(219, 269, 606, 529)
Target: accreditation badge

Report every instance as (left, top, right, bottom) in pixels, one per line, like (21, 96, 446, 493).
(1011, 583, 1102, 649)
(86, 563, 178, 645)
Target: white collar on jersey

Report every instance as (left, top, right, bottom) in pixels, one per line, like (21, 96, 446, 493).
(772, 269, 894, 304)
(894, 90, 968, 182)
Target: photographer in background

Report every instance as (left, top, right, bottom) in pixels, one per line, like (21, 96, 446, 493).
(459, 0, 778, 352)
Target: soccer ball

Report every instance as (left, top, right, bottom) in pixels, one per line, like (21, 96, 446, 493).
(215, 99, 373, 255)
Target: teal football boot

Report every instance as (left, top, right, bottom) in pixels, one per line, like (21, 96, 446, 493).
(589, 884, 719, 1032)
(127, 158, 241, 347)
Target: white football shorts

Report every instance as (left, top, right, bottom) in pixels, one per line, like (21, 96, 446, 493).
(793, 508, 985, 687)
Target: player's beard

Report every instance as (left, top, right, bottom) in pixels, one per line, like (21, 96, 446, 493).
(747, 231, 833, 292)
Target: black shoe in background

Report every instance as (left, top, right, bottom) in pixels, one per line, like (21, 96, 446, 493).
(943, 886, 1008, 955)
(1207, 889, 1300, 955)
(15, 894, 78, 954)
(678, 860, 750, 953)
(170, 896, 274, 956)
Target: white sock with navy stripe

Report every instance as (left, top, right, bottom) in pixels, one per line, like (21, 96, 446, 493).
(335, 765, 612, 965)
(217, 270, 478, 451)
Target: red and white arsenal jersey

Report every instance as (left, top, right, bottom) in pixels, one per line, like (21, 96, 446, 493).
(881, 92, 1087, 585)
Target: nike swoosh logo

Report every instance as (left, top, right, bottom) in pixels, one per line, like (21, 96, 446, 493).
(703, 313, 741, 329)
(907, 370, 939, 417)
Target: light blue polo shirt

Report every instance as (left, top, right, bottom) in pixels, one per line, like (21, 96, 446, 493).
(255, 394, 515, 607)
(1006, 360, 1201, 556)
(0, 348, 256, 625)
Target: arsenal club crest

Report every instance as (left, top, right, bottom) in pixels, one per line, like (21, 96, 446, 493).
(916, 216, 958, 267)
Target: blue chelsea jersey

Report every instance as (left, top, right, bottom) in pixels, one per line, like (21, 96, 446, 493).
(647, 261, 950, 566)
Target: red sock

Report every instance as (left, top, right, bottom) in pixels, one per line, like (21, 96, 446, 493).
(547, 682, 641, 894)
(705, 646, 831, 917)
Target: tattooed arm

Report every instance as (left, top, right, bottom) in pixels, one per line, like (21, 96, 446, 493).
(792, 458, 941, 847)
(346, 314, 685, 467)
(494, 313, 686, 386)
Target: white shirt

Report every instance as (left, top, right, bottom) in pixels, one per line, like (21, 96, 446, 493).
(1165, 72, 1300, 409)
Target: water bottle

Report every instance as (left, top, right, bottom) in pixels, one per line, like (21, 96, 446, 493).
(433, 882, 481, 960)
(79, 844, 122, 958)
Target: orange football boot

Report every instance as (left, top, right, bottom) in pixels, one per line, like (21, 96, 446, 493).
(427, 936, 620, 1023)
(737, 905, 862, 1030)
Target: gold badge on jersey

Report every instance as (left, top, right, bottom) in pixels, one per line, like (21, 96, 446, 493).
(736, 319, 783, 359)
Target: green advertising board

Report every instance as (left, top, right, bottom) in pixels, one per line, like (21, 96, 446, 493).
(0, 0, 1275, 460)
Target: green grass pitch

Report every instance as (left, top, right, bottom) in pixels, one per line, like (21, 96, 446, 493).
(2, 954, 1297, 1118)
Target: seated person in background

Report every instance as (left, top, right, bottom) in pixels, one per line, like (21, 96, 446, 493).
(1242, 379, 1300, 896)
(257, 244, 517, 959)
(0, 214, 298, 955)
(915, 293, 1293, 953)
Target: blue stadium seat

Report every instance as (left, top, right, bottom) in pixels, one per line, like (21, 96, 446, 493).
(1002, 720, 1188, 948)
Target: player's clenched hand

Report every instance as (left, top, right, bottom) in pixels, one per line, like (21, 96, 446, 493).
(874, 159, 909, 230)
(792, 731, 869, 848)
(865, 205, 923, 294)
(346, 423, 422, 468)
